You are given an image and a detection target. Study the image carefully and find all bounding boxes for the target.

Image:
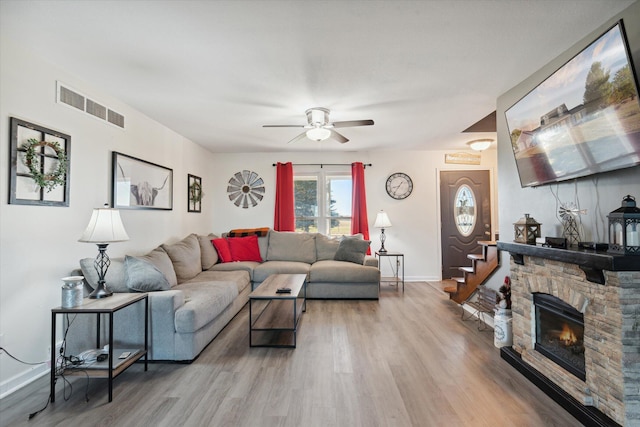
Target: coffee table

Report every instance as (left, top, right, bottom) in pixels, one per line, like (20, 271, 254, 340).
(249, 273, 307, 348)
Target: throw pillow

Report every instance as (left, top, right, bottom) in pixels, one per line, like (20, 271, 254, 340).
(227, 227, 270, 237)
(138, 247, 178, 287)
(79, 257, 127, 293)
(334, 238, 371, 264)
(212, 238, 232, 263)
(161, 234, 202, 283)
(228, 235, 263, 262)
(124, 255, 171, 292)
(198, 234, 219, 269)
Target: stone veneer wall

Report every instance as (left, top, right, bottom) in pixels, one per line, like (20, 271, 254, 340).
(509, 255, 640, 425)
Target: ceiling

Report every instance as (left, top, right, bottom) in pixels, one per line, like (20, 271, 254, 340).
(0, 0, 635, 153)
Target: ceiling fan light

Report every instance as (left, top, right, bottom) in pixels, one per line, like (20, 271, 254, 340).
(306, 127, 331, 141)
(467, 139, 493, 151)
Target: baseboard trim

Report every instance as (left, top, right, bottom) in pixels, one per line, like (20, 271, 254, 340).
(0, 364, 48, 400)
(500, 347, 620, 427)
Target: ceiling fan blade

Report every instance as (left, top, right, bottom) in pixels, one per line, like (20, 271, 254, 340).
(263, 124, 306, 128)
(331, 119, 374, 128)
(287, 132, 308, 144)
(330, 130, 349, 144)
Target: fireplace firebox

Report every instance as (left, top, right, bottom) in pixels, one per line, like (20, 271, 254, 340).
(533, 293, 585, 381)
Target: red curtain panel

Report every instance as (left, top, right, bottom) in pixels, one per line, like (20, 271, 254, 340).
(351, 162, 371, 254)
(274, 162, 295, 231)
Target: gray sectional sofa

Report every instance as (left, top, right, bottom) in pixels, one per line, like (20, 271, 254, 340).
(69, 230, 380, 362)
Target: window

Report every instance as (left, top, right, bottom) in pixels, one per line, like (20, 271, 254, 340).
(294, 172, 352, 235)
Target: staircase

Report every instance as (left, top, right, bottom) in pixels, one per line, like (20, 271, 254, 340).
(444, 241, 499, 304)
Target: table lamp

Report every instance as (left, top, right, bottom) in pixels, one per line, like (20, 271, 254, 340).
(374, 210, 392, 253)
(78, 204, 129, 298)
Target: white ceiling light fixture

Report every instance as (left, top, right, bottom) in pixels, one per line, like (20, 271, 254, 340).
(467, 138, 493, 151)
(306, 127, 332, 141)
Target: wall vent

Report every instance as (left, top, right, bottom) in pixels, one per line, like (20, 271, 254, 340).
(56, 81, 125, 129)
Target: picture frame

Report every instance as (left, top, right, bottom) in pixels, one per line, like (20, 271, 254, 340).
(112, 152, 173, 210)
(187, 174, 202, 213)
(9, 117, 71, 207)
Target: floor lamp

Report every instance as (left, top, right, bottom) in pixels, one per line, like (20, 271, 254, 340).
(374, 210, 392, 253)
(78, 205, 129, 298)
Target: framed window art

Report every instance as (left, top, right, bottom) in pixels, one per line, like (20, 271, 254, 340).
(9, 117, 71, 207)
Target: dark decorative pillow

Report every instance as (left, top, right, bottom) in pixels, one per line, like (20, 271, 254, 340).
(212, 238, 232, 263)
(124, 255, 171, 292)
(227, 227, 270, 237)
(228, 235, 263, 262)
(334, 238, 371, 264)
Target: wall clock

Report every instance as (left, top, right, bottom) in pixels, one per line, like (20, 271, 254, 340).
(386, 172, 413, 200)
(227, 170, 265, 208)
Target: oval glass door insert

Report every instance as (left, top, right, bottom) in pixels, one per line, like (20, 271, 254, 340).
(454, 185, 476, 236)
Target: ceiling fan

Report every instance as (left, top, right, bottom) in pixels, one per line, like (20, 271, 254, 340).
(263, 107, 374, 144)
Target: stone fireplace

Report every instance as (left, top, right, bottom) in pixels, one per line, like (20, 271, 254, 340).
(498, 242, 640, 427)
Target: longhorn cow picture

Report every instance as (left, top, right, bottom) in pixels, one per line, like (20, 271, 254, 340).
(112, 152, 173, 210)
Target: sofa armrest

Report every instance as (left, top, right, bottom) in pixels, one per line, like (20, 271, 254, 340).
(364, 256, 378, 268)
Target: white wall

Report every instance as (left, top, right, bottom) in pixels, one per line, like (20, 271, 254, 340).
(495, 1, 640, 282)
(0, 37, 217, 396)
(210, 150, 498, 282)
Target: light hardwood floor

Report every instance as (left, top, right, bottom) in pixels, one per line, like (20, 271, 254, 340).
(0, 282, 582, 427)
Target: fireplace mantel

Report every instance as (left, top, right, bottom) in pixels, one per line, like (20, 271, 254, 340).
(497, 241, 640, 284)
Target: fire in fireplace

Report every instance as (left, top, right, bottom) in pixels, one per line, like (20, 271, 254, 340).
(533, 293, 586, 381)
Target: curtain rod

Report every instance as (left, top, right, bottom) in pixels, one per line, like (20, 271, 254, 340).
(272, 163, 372, 168)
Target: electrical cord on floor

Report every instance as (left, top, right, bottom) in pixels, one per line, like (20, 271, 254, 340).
(2, 313, 90, 420)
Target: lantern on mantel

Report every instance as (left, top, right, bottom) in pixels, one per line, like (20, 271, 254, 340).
(513, 214, 541, 245)
(607, 195, 640, 256)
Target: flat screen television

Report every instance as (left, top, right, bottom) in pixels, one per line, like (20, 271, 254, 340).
(505, 20, 640, 187)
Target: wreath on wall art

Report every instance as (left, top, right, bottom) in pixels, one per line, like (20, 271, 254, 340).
(22, 138, 68, 192)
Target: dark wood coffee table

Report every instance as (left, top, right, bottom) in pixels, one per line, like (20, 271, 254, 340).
(249, 273, 307, 348)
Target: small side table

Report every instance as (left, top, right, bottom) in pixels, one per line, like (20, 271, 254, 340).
(51, 293, 148, 403)
(375, 251, 405, 292)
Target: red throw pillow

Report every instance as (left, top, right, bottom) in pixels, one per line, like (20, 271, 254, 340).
(228, 235, 263, 262)
(211, 238, 232, 263)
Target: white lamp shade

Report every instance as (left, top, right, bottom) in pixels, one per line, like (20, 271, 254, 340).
(306, 127, 331, 141)
(78, 207, 129, 243)
(374, 211, 392, 228)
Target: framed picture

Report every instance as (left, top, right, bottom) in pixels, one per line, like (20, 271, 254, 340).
(112, 152, 173, 210)
(187, 174, 202, 213)
(9, 117, 71, 206)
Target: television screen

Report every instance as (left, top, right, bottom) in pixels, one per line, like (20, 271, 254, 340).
(505, 20, 640, 187)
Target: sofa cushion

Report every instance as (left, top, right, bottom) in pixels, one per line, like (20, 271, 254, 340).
(253, 261, 311, 283)
(228, 235, 263, 262)
(198, 234, 219, 270)
(139, 247, 178, 287)
(80, 257, 127, 292)
(124, 255, 171, 292)
(174, 281, 238, 333)
(208, 261, 259, 280)
(315, 234, 341, 261)
(310, 260, 381, 283)
(212, 238, 232, 263)
(183, 269, 251, 294)
(161, 234, 202, 283)
(334, 238, 371, 264)
(267, 231, 316, 264)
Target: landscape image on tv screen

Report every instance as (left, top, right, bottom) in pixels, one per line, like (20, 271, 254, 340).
(505, 21, 640, 187)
